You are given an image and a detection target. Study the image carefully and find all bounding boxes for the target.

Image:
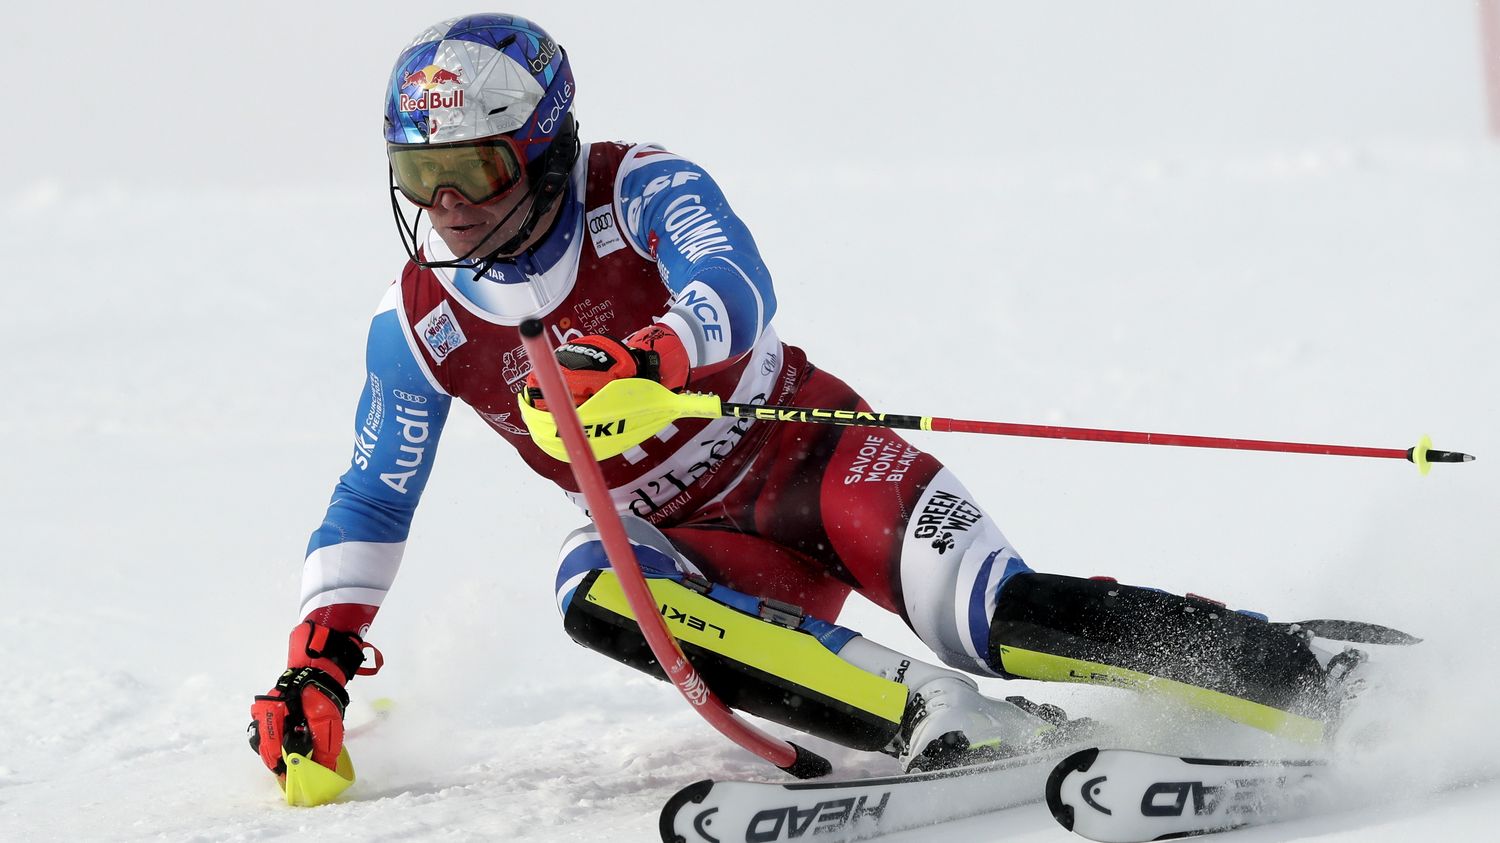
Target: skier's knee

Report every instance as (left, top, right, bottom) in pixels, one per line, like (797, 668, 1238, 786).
(553, 515, 701, 616)
(895, 469, 1034, 676)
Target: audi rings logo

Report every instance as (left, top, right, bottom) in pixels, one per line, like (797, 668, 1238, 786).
(392, 389, 428, 404)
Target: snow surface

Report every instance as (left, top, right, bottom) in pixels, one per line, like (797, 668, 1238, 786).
(4, 1, 1499, 840)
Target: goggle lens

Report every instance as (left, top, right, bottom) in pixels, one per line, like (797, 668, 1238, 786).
(388, 140, 523, 207)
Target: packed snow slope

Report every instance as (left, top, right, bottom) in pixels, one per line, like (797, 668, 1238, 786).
(3, 1, 1498, 840)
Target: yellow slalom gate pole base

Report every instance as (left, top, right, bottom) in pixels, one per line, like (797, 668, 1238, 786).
(280, 746, 355, 807)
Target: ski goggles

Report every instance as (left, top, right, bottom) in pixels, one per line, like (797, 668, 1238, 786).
(387, 138, 525, 208)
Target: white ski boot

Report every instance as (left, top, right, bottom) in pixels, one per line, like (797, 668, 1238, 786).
(835, 636, 1084, 771)
(893, 675, 1070, 772)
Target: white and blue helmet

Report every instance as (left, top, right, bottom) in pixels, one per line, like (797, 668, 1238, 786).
(385, 13, 574, 157)
(385, 14, 579, 265)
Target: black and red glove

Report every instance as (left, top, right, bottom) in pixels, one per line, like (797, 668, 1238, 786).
(248, 621, 382, 778)
(525, 323, 689, 410)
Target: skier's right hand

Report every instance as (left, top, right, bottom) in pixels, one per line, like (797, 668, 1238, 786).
(524, 324, 689, 410)
(247, 621, 381, 777)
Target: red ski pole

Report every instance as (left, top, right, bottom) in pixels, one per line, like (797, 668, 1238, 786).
(519, 320, 830, 779)
(515, 379, 1474, 476)
(717, 404, 1474, 474)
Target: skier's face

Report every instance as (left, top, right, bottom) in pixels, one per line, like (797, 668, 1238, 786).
(427, 171, 553, 259)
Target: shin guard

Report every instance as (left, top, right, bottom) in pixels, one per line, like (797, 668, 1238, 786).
(989, 573, 1330, 742)
(564, 569, 907, 751)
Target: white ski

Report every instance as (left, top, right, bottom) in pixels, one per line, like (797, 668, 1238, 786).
(659, 749, 1071, 843)
(1046, 748, 1333, 842)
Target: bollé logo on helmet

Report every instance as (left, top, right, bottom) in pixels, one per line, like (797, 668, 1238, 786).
(527, 37, 559, 74)
(537, 80, 573, 135)
(398, 65, 465, 113)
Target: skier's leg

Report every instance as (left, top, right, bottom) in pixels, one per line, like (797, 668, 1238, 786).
(747, 361, 1348, 746)
(836, 453, 1346, 741)
(987, 573, 1353, 742)
(698, 366, 1070, 768)
(554, 516, 908, 751)
(668, 524, 1064, 769)
(552, 516, 1055, 763)
(722, 363, 1037, 677)
(830, 448, 1348, 742)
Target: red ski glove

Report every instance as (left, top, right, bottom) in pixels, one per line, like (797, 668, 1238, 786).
(525, 323, 689, 411)
(248, 621, 382, 778)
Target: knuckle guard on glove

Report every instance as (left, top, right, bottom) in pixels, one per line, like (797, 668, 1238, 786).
(623, 324, 689, 392)
(525, 326, 688, 410)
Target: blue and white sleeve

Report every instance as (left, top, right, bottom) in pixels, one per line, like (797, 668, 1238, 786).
(299, 284, 452, 628)
(618, 147, 777, 369)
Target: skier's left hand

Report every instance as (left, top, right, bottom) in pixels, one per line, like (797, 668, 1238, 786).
(526, 324, 688, 410)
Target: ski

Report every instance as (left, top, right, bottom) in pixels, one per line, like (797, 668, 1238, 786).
(659, 748, 1071, 843)
(1046, 748, 1333, 842)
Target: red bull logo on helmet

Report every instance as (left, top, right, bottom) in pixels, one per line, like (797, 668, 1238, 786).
(399, 64, 466, 113)
(399, 89, 465, 112)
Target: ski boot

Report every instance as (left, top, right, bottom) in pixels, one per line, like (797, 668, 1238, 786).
(989, 572, 1387, 743)
(892, 675, 1075, 772)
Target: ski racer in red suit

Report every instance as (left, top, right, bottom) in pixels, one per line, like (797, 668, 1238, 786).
(250, 14, 1369, 791)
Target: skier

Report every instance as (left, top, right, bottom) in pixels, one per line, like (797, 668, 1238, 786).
(249, 13, 1367, 790)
